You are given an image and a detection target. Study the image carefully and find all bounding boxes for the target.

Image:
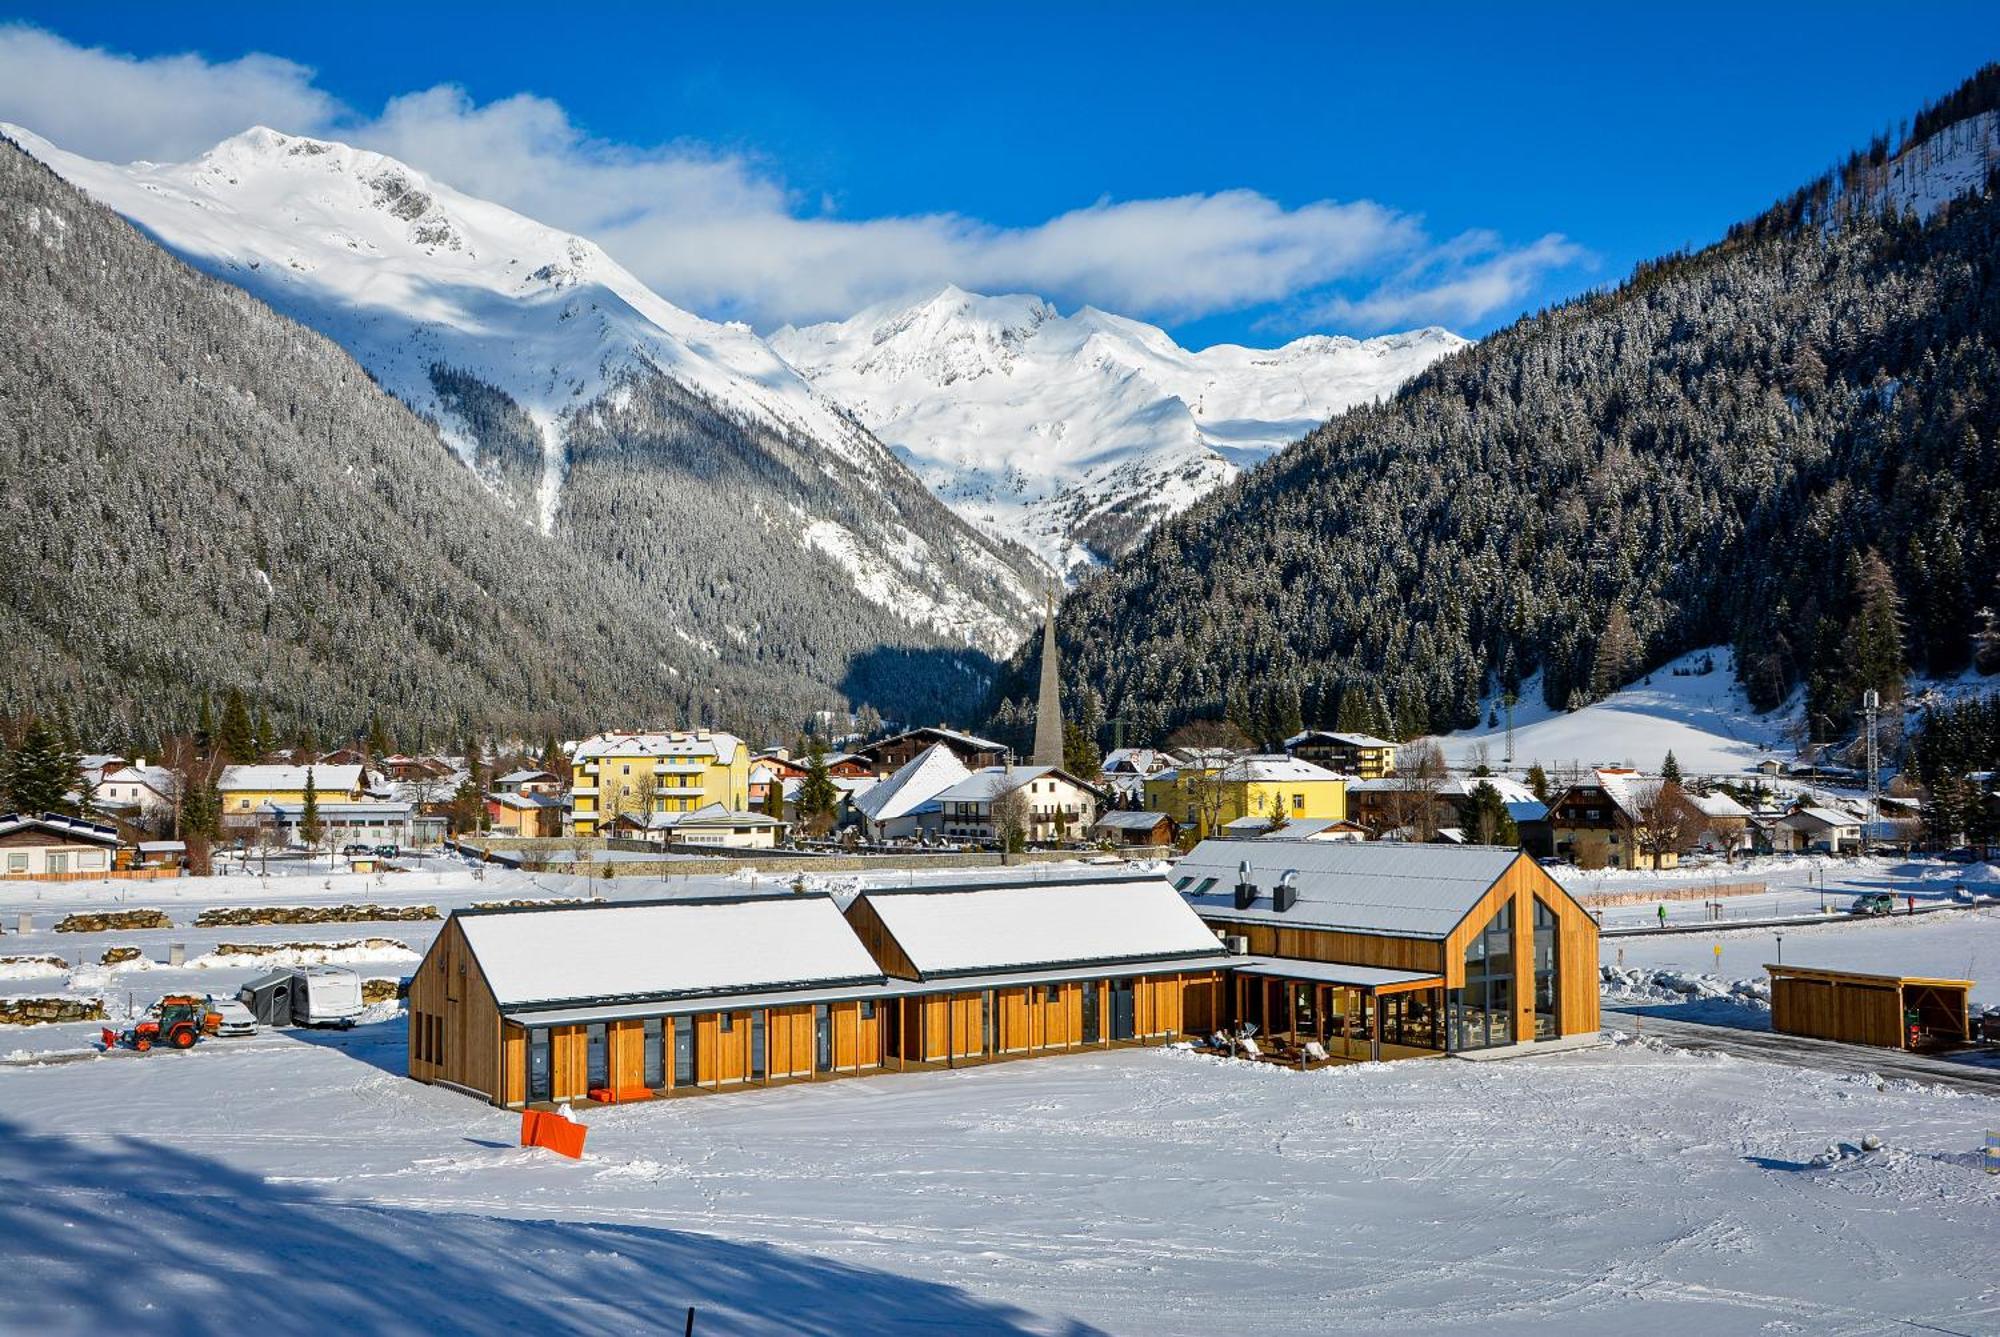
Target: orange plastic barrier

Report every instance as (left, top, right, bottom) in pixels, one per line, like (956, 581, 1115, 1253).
(518, 1108, 588, 1159)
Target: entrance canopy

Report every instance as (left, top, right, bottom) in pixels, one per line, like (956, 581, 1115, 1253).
(1231, 956, 1443, 994)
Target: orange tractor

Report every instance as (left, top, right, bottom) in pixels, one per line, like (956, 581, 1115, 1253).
(101, 995, 224, 1052)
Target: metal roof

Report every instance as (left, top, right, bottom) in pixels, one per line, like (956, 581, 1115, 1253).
(1093, 810, 1172, 830)
(1173, 839, 1522, 940)
(1229, 956, 1444, 990)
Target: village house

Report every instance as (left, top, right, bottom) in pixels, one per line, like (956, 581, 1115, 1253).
(90, 759, 177, 823)
(490, 769, 561, 797)
(1688, 790, 1753, 856)
(1283, 730, 1398, 779)
(569, 731, 749, 838)
(485, 790, 566, 838)
(1143, 755, 1351, 843)
(612, 802, 789, 850)
(0, 813, 122, 878)
(850, 726, 1010, 779)
(1547, 768, 1688, 870)
(852, 743, 970, 842)
(1773, 805, 1863, 855)
(934, 765, 1102, 844)
(218, 764, 367, 836)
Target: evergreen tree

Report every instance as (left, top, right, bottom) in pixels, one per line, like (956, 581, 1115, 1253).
(1, 717, 81, 815)
(1845, 549, 1909, 706)
(252, 704, 275, 759)
(1589, 608, 1642, 702)
(1525, 763, 1550, 803)
(796, 740, 839, 833)
(1062, 719, 1102, 779)
(765, 771, 787, 823)
(366, 712, 393, 761)
(293, 721, 318, 761)
(538, 735, 563, 774)
(299, 766, 324, 853)
(1661, 750, 1683, 785)
(194, 692, 214, 753)
(217, 687, 256, 763)
(1466, 780, 1520, 847)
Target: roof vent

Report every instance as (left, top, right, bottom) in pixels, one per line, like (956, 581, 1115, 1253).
(1274, 870, 1299, 914)
(1233, 859, 1257, 910)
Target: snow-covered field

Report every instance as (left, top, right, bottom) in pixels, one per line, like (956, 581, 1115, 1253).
(3, 856, 1999, 1331)
(5, 1018, 1997, 1335)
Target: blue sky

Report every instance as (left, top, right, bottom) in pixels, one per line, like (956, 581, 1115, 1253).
(3, 4, 1997, 346)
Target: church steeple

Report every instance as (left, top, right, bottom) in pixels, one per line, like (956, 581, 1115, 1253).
(1030, 586, 1064, 768)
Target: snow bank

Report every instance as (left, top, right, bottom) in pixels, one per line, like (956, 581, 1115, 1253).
(1600, 965, 1770, 1011)
(0, 957, 67, 981)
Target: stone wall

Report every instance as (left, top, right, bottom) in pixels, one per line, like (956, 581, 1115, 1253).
(0, 996, 105, 1025)
(54, 909, 172, 933)
(193, 904, 440, 927)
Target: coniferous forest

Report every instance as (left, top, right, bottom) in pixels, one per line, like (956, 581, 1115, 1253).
(993, 73, 2000, 748)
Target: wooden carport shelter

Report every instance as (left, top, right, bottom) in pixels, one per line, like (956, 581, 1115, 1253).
(1767, 964, 1973, 1051)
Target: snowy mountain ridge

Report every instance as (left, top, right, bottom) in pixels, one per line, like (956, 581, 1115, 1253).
(773, 286, 1467, 574)
(6, 123, 1040, 651)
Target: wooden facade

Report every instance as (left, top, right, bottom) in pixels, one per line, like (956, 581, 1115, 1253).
(1768, 965, 1972, 1051)
(1198, 851, 1600, 1050)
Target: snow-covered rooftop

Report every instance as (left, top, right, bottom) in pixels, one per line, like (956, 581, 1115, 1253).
(859, 877, 1227, 978)
(572, 731, 743, 764)
(855, 743, 971, 824)
(219, 764, 365, 793)
(459, 896, 885, 1009)
(1175, 840, 1530, 940)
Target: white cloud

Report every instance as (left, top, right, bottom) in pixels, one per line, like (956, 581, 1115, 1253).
(1287, 232, 1590, 332)
(0, 25, 1588, 335)
(0, 24, 338, 163)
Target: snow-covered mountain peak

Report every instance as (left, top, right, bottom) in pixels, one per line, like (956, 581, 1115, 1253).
(772, 290, 1467, 574)
(5, 122, 1040, 651)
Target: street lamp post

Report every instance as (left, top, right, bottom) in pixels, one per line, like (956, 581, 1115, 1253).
(1775, 932, 1784, 966)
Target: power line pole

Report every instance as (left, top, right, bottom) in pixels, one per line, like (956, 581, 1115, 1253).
(1862, 687, 1880, 854)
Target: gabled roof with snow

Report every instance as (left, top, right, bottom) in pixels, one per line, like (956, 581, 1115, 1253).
(855, 743, 971, 824)
(1688, 791, 1750, 818)
(857, 877, 1226, 979)
(856, 725, 1009, 758)
(571, 731, 744, 764)
(932, 765, 1098, 804)
(1174, 839, 1548, 940)
(0, 813, 121, 846)
(459, 895, 885, 1009)
(493, 769, 557, 785)
(1162, 755, 1350, 785)
(219, 764, 364, 793)
(1285, 730, 1395, 749)
(1093, 810, 1173, 830)
(1784, 805, 1862, 829)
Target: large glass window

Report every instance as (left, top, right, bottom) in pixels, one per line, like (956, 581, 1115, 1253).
(1451, 902, 1516, 1050)
(673, 1018, 696, 1087)
(1533, 898, 1561, 1040)
(527, 1027, 551, 1103)
(585, 1023, 608, 1089)
(1081, 981, 1100, 1044)
(814, 1003, 832, 1072)
(751, 1011, 767, 1080)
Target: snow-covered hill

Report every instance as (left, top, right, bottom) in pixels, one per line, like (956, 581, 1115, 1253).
(773, 287, 1466, 574)
(1434, 648, 1793, 775)
(5, 124, 1039, 653)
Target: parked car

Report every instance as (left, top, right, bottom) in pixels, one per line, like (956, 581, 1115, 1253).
(1848, 892, 1895, 917)
(1940, 847, 1982, 864)
(341, 843, 371, 856)
(373, 843, 400, 858)
(209, 996, 259, 1036)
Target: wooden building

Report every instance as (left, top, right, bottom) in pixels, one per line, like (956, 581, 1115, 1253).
(1767, 964, 1972, 1051)
(844, 877, 1230, 1066)
(408, 894, 891, 1107)
(411, 875, 1229, 1107)
(851, 726, 1009, 779)
(1173, 839, 1601, 1055)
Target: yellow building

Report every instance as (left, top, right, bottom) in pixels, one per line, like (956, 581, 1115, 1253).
(569, 730, 750, 837)
(1143, 755, 1349, 842)
(218, 764, 367, 832)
